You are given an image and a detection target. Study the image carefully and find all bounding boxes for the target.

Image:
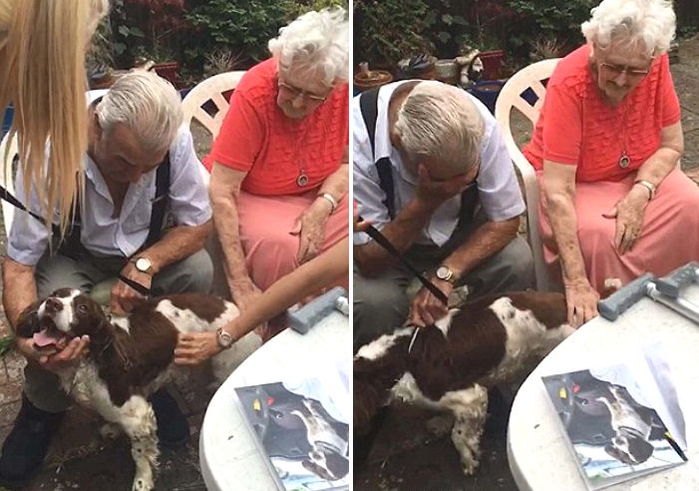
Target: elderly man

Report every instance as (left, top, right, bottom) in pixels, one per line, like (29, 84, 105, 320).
(353, 80, 534, 350)
(0, 71, 212, 486)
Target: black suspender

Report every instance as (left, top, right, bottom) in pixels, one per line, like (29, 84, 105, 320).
(359, 88, 396, 220)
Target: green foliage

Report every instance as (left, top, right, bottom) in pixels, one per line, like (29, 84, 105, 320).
(354, 0, 433, 69)
(184, 0, 346, 73)
(506, 0, 595, 59)
(0, 336, 14, 358)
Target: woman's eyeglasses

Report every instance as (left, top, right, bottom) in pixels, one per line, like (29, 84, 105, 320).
(278, 81, 329, 102)
(599, 62, 650, 81)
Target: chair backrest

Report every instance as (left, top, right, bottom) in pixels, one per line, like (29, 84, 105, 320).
(0, 131, 18, 236)
(181, 71, 247, 140)
(494, 58, 560, 291)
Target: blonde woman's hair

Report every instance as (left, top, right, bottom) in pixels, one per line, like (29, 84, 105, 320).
(268, 7, 349, 86)
(581, 0, 676, 57)
(394, 81, 484, 177)
(0, 0, 109, 231)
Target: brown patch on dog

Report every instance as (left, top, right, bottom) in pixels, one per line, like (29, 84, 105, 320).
(165, 293, 227, 322)
(409, 304, 508, 401)
(506, 291, 568, 329)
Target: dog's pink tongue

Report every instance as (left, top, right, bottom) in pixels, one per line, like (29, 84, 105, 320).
(33, 330, 59, 348)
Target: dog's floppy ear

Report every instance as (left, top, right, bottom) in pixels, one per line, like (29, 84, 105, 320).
(15, 301, 43, 338)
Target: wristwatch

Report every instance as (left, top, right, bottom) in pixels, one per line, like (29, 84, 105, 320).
(216, 328, 234, 350)
(435, 265, 457, 285)
(131, 256, 154, 275)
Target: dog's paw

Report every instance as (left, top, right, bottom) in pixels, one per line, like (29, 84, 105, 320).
(100, 423, 122, 440)
(426, 414, 453, 437)
(461, 458, 480, 476)
(132, 476, 154, 491)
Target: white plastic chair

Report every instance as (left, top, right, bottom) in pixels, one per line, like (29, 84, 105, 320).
(495, 58, 561, 291)
(0, 131, 18, 236)
(182, 70, 247, 140)
(181, 70, 246, 185)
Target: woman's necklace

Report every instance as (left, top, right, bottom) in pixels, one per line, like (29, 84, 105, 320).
(617, 100, 631, 169)
(290, 118, 312, 188)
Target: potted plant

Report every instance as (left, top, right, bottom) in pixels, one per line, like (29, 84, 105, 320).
(112, 0, 187, 85)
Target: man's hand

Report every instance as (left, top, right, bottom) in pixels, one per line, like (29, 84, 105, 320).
(563, 279, 600, 328)
(407, 279, 453, 327)
(174, 332, 222, 365)
(603, 185, 650, 255)
(228, 277, 263, 313)
(291, 198, 332, 264)
(16, 336, 90, 373)
(110, 261, 152, 315)
(414, 164, 475, 212)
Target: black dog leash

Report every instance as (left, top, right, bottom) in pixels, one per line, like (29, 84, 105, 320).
(358, 217, 450, 353)
(359, 217, 448, 305)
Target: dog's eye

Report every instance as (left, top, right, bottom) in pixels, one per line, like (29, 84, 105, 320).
(76, 304, 89, 315)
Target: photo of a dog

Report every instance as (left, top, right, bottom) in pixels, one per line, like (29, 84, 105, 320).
(543, 368, 685, 484)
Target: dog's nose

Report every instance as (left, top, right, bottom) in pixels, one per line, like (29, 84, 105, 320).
(44, 298, 63, 314)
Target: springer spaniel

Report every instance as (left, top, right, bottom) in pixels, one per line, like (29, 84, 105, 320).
(354, 291, 574, 475)
(16, 288, 261, 491)
(596, 384, 663, 465)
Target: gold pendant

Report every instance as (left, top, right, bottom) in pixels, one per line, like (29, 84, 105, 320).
(296, 172, 309, 187)
(619, 154, 630, 168)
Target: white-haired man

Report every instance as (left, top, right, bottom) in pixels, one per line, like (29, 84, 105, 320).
(0, 71, 211, 485)
(353, 80, 534, 350)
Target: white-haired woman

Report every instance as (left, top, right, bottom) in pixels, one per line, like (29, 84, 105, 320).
(0, 0, 109, 230)
(206, 8, 349, 336)
(523, 0, 699, 327)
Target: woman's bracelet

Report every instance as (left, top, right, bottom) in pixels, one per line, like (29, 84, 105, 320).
(633, 179, 656, 200)
(318, 192, 338, 213)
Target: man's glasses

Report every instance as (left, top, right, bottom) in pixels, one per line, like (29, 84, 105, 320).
(278, 81, 329, 102)
(599, 62, 651, 81)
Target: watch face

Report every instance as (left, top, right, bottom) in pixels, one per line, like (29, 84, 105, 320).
(436, 266, 449, 280)
(218, 329, 233, 348)
(136, 258, 151, 272)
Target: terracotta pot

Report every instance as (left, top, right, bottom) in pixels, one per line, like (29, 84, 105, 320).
(479, 50, 505, 80)
(153, 61, 180, 85)
(353, 70, 393, 92)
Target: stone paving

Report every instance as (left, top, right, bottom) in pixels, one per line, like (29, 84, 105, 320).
(355, 34, 699, 491)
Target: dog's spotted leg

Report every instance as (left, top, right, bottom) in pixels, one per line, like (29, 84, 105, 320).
(440, 384, 489, 475)
(116, 396, 159, 491)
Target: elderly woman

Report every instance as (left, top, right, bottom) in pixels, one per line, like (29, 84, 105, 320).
(523, 0, 699, 327)
(0, 0, 109, 230)
(207, 8, 349, 319)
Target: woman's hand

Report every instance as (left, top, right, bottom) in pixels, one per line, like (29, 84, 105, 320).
(174, 332, 222, 365)
(228, 278, 262, 313)
(603, 185, 651, 255)
(564, 279, 600, 328)
(291, 198, 332, 264)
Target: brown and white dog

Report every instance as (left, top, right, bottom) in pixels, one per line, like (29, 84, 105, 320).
(354, 291, 574, 475)
(596, 384, 661, 465)
(16, 288, 262, 491)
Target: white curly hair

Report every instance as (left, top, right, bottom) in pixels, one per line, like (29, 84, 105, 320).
(394, 81, 484, 177)
(268, 7, 348, 86)
(581, 0, 676, 56)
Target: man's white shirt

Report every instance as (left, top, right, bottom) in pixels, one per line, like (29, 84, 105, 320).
(352, 80, 525, 247)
